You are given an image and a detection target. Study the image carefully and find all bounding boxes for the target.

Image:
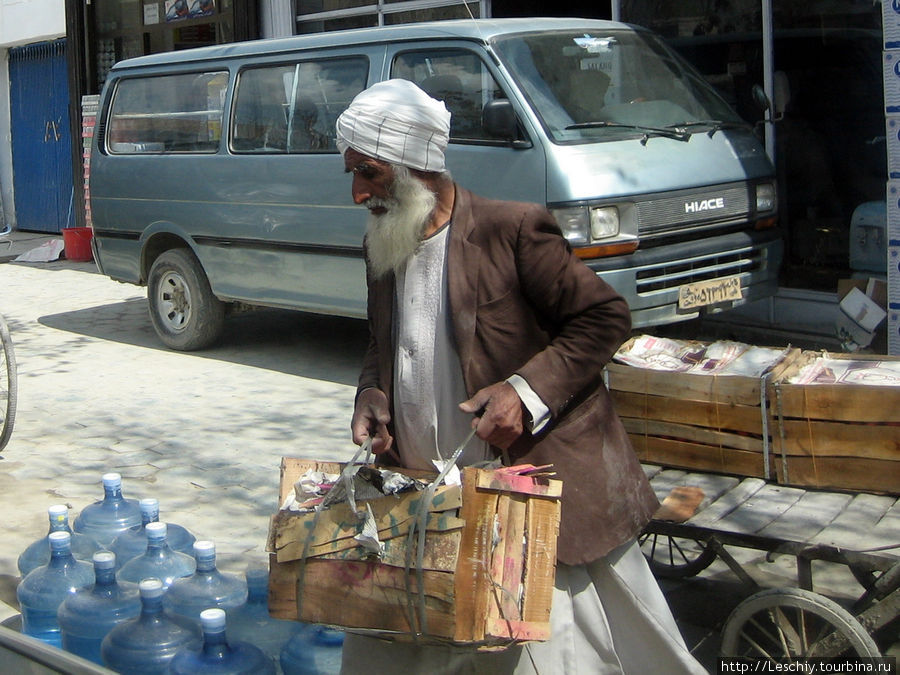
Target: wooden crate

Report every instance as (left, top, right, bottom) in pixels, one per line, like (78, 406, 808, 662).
(267, 458, 562, 647)
(607, 344, 800, 480)
(769, 352, 900, 495)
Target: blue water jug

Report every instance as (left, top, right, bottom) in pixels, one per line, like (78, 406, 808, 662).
(16, 531, 94, 648)
(110, 497, 196, 568)
(73, 473, 143, 546)
(168, 608, 276, 674)
(118, 522, 196, 588)
(17, 504, 101, 577)
(57, 550, 141, 664)
(227, 563, 305, 669)
(280, 625, 345, 675)
(164, 541, 247, 623)
(101, 577, 202, 675)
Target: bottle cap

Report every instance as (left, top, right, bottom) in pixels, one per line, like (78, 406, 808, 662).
(102, 473, 123, 488)
(48, 504, 68, 524)
(139, 498, 160, 518)
(200, 608, 227, 633)
(193, 540, 215, 559)
(93, 551, 116, 569)
(146, 522, 168, 539)
(139, 578, 165, 598)
(49, 531, 71, 550)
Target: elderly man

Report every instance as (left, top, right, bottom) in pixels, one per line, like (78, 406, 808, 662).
(337, 79, 705, 674)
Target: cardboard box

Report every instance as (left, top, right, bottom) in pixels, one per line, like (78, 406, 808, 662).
(267, 458, 561, 647)
(886, 1, 900, 50)
(835, 286, 887, 351)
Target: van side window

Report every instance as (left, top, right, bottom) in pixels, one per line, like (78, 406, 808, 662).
(231, 57, 368, 154)
(106, 71, 228, 154)
(391, 49, 507, 142)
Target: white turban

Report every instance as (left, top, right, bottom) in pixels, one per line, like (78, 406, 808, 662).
(335, 79, 451, 172)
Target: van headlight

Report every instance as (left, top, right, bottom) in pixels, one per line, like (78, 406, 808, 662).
(551, 206, 620, 245)
(755, 183, 776, 213)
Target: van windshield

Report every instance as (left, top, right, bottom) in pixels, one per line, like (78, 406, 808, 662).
(493, 29, 744, 143)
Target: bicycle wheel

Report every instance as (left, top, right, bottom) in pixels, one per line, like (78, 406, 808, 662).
(0, 313, 17, 451)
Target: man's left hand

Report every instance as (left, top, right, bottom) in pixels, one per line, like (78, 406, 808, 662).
(459, 381, 524, 450)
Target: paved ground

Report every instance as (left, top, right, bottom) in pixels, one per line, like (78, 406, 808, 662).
(0, 231, 895, 670)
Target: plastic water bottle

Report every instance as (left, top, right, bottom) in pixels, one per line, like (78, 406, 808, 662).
(73, 473, 143, 546)
(280, 625, 345, 675)
(57, 550, 142, 664)
(16, 531, 94, 647)
(110, 497, 196, 568)
(168, 608, 276, 674)
(118, 522, 196, 588)
(164, 541, 248, 623)
(228, 563, 305, 669)
(101, 577, 202, 675)
(17, 504, 101, 577)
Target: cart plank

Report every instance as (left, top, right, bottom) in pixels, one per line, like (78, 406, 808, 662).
(811, 493, 897, 552)
(757, 491, 853, 542)
(685, 477, 767, 528)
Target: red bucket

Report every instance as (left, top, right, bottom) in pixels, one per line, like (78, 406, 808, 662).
(62, 227, 94, 262)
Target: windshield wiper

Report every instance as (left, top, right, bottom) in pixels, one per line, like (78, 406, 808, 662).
(565, 121, 690, 144)
(667, 120, 750, 137)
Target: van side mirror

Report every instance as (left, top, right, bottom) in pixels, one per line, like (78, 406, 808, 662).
(482, 99, 518, 142)
(751, 84, 772, 117)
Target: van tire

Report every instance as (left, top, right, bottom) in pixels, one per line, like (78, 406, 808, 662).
(148, 248, 225, 351)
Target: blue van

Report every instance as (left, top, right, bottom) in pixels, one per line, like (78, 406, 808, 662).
(90, 18, 782, 349)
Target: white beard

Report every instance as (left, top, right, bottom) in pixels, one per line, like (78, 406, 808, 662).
(364, 166, 437, 279)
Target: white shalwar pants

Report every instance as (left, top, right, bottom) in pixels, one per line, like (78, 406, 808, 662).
(339, 539, 708, 674)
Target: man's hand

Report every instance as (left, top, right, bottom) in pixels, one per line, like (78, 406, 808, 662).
(459, 381, 524, 450)
(351, 388, 394, 455)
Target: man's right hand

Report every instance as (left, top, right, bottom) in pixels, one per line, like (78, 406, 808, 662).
(351, 387, 394, 455)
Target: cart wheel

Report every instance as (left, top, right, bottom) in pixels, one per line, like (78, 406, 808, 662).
(721, 587, 881, 659)
(639, 531, 717, 579)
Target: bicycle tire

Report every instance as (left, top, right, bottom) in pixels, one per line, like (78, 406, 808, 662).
(0, 313, 17, 451)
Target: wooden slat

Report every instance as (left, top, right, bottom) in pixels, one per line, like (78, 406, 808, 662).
(686, 477, 767, 528)
(488, 495, 527, 629)
(630, 435, 766, 478)
(774, 419, 899, 460)
(711, 483, 806, 536)
(607, 363, 762, 406)
(520, 498, 559, 625)
(268, 557, 456, 636)
(453, 472, 499, 643)
(623, 417, 764, 453)
(613, 390, 765, 435)
(774, 456, 900, 496)
(774, 384, 900, 423)
(812, 493, 897, 551)
(757, 491, 853, 542)
(870, 499, 900, 556)
(676, 472, 742, 510)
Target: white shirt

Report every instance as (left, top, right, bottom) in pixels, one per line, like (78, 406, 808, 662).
(392, 225, 489, 470)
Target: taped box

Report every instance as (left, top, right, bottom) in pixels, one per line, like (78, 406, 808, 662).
(267, 458, 562, 647)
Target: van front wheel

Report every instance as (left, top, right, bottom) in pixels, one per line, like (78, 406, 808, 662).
(148, 249, 225, 351)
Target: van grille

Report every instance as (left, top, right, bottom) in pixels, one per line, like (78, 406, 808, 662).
(635, 248, 763, 294)
(638, 185, 752, 237)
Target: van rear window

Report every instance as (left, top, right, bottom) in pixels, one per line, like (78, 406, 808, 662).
(106, 71, 228, 154)
(230, 57, 368, 153)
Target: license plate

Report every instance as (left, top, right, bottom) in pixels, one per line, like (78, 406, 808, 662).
(678, 275, 743, 310)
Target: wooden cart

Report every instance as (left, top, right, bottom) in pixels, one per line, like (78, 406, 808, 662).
(640, 463, 900, 660)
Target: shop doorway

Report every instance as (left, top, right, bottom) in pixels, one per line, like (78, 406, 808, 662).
(9, 39, 75, 234)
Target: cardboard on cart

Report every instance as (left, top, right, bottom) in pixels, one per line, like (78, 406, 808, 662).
(267, 458, 562, 647)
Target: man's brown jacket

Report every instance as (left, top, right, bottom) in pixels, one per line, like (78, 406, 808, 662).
(358, 185, 658, 565)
